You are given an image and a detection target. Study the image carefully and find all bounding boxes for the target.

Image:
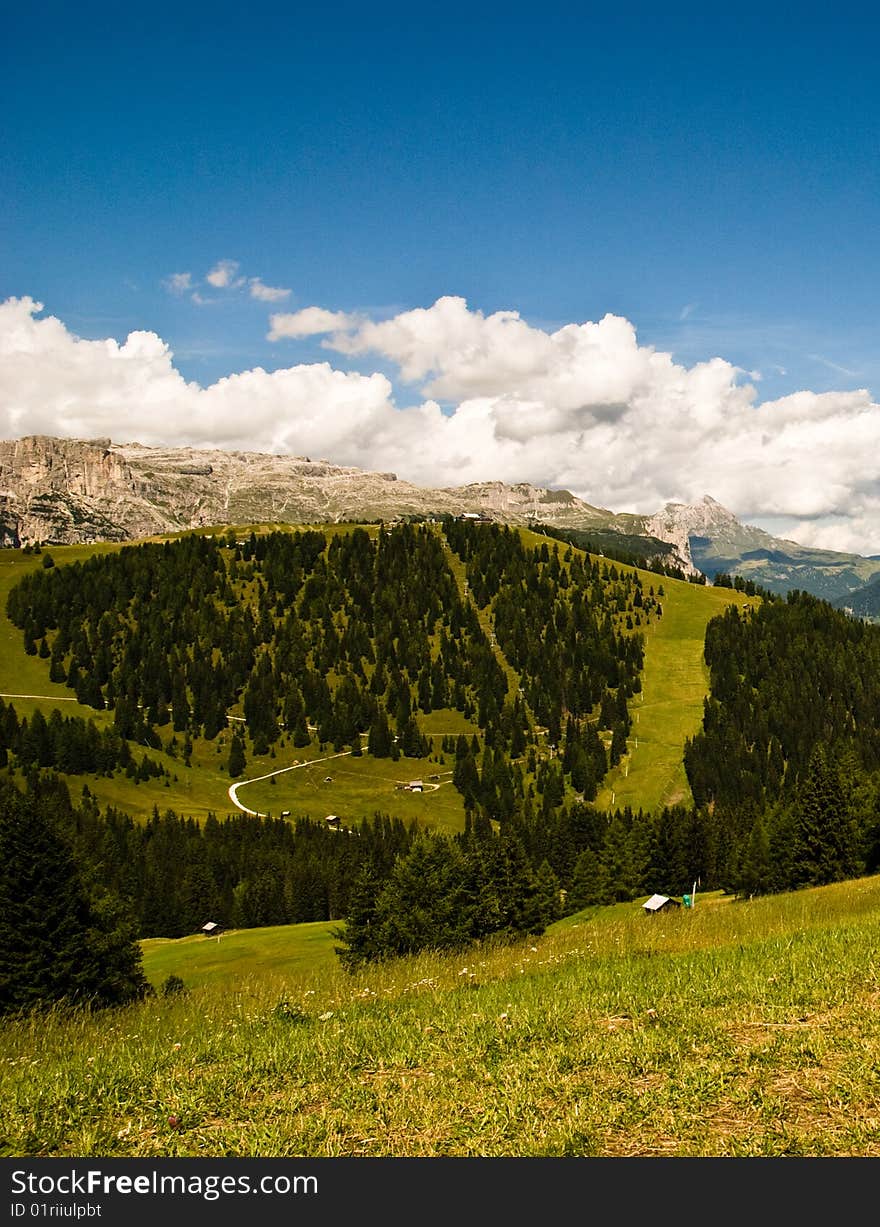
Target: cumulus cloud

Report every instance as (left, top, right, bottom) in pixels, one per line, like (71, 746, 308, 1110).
(268, 307, 357, 340)
(205, 259, 242, 289)
(2, 294, 879, 554)
(0, 297, 400, 460)
(249, 278, 291, 303)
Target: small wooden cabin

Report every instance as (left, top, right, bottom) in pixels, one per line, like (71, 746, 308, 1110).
(642, 894, 681, 915)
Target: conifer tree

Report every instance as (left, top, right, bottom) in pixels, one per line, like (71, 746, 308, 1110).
(227, 731, 246, 777)
(0, 781, 149, 1015)
(367, 707, 393, 758)
(569, 847, 609, 908)
(790, 745, 859, 887)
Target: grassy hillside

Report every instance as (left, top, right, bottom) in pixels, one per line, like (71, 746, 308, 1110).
(142, 920, 339, 989)
(232, 716, 475, 836)
(5, 874, 880, 1156)
(0, 538, 264, 821)
(511, 527, 754, 812)
(0, 526, 753, 826)
(596, 575, 753, 811)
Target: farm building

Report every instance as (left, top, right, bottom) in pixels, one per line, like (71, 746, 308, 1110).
(642, 894, 681, 914)
(201, 920, 224, 935)
(325, 814, 341, 827)
(407, 780, 424, 793)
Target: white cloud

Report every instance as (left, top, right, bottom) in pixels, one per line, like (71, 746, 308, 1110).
(268, 307, 357, 340)
(205, 259, 241, 289)
(167, 263, 290, 304)
(163, 272, 193, 296)
(2, 294, 879, 555)
(0, 296, 399, 460)
(249, 278, 291, 303)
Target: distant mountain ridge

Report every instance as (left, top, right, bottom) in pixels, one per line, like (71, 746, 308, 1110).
(641, 494, 880, 602)
(0, 434, 689, 568)
(833, 574, 880, 621)
(1, 435, 877, 603)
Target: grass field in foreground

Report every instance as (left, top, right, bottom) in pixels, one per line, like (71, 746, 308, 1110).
(6, 874, 880, 1157)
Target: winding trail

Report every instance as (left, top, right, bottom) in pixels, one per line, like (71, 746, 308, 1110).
(228, 750, 353, 817)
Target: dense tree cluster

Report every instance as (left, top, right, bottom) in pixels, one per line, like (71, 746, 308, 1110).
(7, 527, 498, 764)
(336, 827, 559, 967)
(53, 784, 413, 937)
(684, 592, 880, 809)
(445, 519, 656, 751)
(0, 700, 167, 782)
(682, 591, 880, 895)
(0, 777, 150, 1016)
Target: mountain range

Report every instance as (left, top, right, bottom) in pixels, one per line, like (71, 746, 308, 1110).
(1, 434, 878, 606)
(643, 495, 880, 604)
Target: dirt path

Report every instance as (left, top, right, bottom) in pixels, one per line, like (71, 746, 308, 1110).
(228, 750, 353, 817)
(0, 692, 77, 702)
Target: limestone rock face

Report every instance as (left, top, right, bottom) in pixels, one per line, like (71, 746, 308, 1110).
(0, 435, 633, 548)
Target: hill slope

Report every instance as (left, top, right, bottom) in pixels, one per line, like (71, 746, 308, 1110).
(6, 875, 880, 1156)
(595, 572, 751, 813)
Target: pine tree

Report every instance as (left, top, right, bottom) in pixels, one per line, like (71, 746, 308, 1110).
(737, 812, 772, 896)
(569, 847, 609, 908)
(0, 781, 150, 1015)
(372, 836, 469, 957)
(227, 731, 246, 777)
(367, 707, 393, 758)
(334, 860, 388, 969)
(790, 745, 860, 887)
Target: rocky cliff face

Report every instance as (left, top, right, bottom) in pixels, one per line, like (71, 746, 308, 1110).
(1, 436, 688, 558)
(641, 495, 760, 577)
(644, 492, 880, 600)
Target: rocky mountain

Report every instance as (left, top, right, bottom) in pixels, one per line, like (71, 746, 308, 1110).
(644, 494, 880, 602)
(0, 435, 690, 568)
(3, 436, 877, 603)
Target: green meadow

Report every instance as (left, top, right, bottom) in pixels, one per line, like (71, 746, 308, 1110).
(5, 875, 880, 1156)
(595, 574, 754, 813)
(142, 921, 339, 989)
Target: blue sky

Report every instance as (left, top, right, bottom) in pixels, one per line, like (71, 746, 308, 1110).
(3, 2, 880, 550)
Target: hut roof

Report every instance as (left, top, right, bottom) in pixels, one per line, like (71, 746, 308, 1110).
(642, 894, 681, 912)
